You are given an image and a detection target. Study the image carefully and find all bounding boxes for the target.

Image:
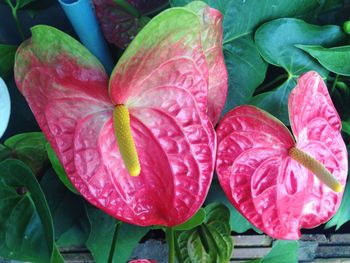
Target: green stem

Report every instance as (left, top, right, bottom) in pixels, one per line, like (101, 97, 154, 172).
(107, 221, 121, 263)
(255, 74, 289, 94)
(5, 0, 25, 40)
(166, 227, 175, 263)
(331, 74, 339, 95)
(12, 9, 25, 41)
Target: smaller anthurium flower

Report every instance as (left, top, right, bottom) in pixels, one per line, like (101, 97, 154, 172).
(216, 71, 348, 239)
(14, 6, 226, 226)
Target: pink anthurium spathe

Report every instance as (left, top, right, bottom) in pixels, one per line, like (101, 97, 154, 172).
(185, 1, 228, 125)
(14, 6, 226, 227)
(216, 71, 348, 239)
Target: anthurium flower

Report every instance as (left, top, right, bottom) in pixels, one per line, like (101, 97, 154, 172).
(14, 7, 224, 226)
(216, 71, 348, 239)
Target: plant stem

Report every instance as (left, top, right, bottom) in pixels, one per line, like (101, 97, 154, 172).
(12, 9, 25, 41)
(5, 0, 25, 40)
(331, 74, 339, 95)
(107, 221, 121, 263)
(166, 227, 175, 263)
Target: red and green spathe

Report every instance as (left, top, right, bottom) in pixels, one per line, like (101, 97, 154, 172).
(216, 71, 348, 239)
(14, 5, 227, 226)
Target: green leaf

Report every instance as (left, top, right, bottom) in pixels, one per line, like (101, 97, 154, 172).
(46, 143, 78, 194)
(4, 132, 49, 175)
(40, 169, 89, 245)
(251, 78, 297, 125)
(0, 144, 11, 160)
(171, 0, 322, 112)
(245, 240, 299, 263)
(253, 18, 346, 123)
(0, 77, 10, 138)
(113, 0, 140, 17)
(342, 121, 350, 136)
(176, 203, 233, 263)
(325, 156, 350, 230)
(0, 159, 63, 263)
(174, 208, 206, 231)
(85, 205, 150, 263)
(223, 35, 267, 113)
(205, 177, 255, 233)
(0, 44, 16, 78)
(297, 45, 350, 76)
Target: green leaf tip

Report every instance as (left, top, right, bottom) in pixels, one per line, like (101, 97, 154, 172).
(343, 21, 350, 34)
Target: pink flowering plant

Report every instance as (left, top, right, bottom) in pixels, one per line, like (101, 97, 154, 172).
(0, 0, 349, 263)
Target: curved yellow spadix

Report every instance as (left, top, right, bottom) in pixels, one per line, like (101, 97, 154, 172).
(113, 105, 140, 176)
(289, 147, 342, 193)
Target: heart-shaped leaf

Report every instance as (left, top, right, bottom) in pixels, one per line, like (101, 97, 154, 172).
(245, 240, 299, 263)
(176, 203, 233, 263)
(297, 45, 350, 76)
(40, 169, 88, 243)
(205, 177, 256, 234)
(252, 18, 346, 123)
(325, 150, 350, 230)
(171, 0, 322, 113)
(3, 132, 48, 175)
(0, 77, 10, 138)
(174, 208, 206, 231)
(0, 159, 63, 263)
(0, 44, 16, 78)
(92, 0, 168, 48)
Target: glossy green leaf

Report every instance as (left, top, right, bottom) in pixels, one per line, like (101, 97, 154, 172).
(0, 159, 63, 263)
(40, 169, 89, 245)
(245, 240, 299, 263)
(0, 78, 10, 138)
(325, 152, 350, 230)
(205, 177, 255, 233)
(171, 0, 322, 112)
(176, 203, 233, 263)
(297, 45, 350, 76)
(0, 144, 11, 160)
(4, 132, 48, 175)
(0, 44, 16, 78)
(253, 18, 346, 123)
(223, 35, 267, 113)
(46, 143, 78, 194)
(343, 121, 350, 136)
(174, 208, 206, 231)
(85, 205, 150, 263)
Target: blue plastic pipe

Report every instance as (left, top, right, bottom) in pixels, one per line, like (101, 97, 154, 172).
(59, 0, 114, 73)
